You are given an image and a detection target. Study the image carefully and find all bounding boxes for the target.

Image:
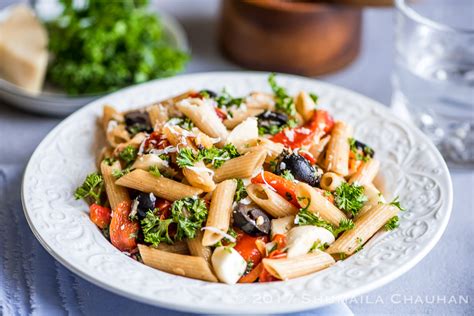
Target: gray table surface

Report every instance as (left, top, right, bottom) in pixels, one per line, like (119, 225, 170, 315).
(1, 1, 473, 315)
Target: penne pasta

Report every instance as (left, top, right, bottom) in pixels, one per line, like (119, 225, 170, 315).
(115, 169, 203, 201)
(349, 159, 380, 186)
(138, 244, 218, 282)
(322, 121, 352, 176)
(102, 105, 124, 131)
(224, 108, 264, 129)
(113, 132, 147, 156)
(213, 150, 266, 183)
(296, 183, 347, 226)
(186, 231, 212, 262)
(202, 180, 237, 246)
(147, 104, 169, 131)
(183, 161, 216, 192)
(245, 92, 275, 110)
(320, 172, 346, 192)
(326, 203, 400, 257)
(263, 250, 335, 280)
(175, 98, 228, 146)
(247, 183, 299, 218)
(310, 135, 331, 161)
(100, 160, 130, 210)
(239, 137, 285, 163)
(226, 117, 259, 152)
(156, 241, 190, 255)
(357, 183, 386, 219)
(294, 91, 316, 122)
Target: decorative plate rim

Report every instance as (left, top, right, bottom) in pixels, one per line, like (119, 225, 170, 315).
(21, 71, 453, 314)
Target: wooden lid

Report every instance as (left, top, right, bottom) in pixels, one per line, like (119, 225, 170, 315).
(315, 0, 393, 6)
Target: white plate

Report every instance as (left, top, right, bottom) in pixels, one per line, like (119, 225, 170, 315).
(21, 72, 453, 314)
(0, 3, 189, 116)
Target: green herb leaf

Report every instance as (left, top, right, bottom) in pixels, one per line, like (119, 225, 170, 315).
(309, 93, 319, 105)
(384, 216, 400, 230)
(141, 211, 174, 246)
(148, 165, 161, 177)
(112, 167, 132, 179)
(281, 170, 295, 181)
(171, 197, 208, 241)
(332, 219, 355, 236)
(389, 196, 405, 211)
(334, 183, 368, 216)
(119, 145, 138, 165)
(234, 179, 248, 203)
(74, 172, 104, 204)
(214, 88, 244, 110)
(176, 148, 198, 168)
(268, 73, 295, 116)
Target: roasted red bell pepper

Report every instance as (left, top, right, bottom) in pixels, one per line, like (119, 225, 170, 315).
(251, 171, 299, 207)
(110, 201, 139, 252)
(89, 204, 111, 229)
(271, 109, 334, 149)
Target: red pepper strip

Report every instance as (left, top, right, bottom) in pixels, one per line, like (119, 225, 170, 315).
(272, 234, 287, 250)
(234, 233, 268, 266)
(214, 107, 227, 121)
(271, 109, 334, 149)
(109, 201, 139, 252)
(238, 262, 264, 283)
(298, 150, 317, 165)
(251, 171, 299, 207)
(89, 204, 111, 229)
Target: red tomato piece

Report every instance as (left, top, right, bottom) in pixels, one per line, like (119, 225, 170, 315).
(110, 201, 139, 252)
(251, 171, 299, 207)
(214, 107, 227, 121)
(258, 266, 279, 283)
(238, 262, 263, 283)
(144, 131, 170, 152)
(272, 234, 287, 251)
(89, 204, 111, 229)
(298, 150, 317, 165)
(155, 198, 172, 220)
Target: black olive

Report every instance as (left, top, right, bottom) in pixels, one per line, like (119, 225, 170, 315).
(257, 111, 288, 129)
(275, 153, 321, 187)
(353, 140, 375, 158)
(233, 203, 271, 236)
(199, 89, 217, 98)
(134, 192, 156, 219)
(124, 111, 152, 134)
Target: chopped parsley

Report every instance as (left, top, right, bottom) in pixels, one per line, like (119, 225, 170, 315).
(258, 118, 297, 136)
(268, 73, 296, 116)
(112, 167, 132, 179)
(176, 144, 240, 169)
(103, 157, 116, 166)
(214, 227, 238, 248)
(334, 183, 368, 217)
(234, 179, 248, 203)
(295, 203, 354, 237)
(281, 170, 295, 181)
(141, 197, 208, 246)
(74, 172, 104, 205)
(148, 165, 161, 177)
(169, 117, 194, 131)
(354, 237, 364, 253)
(214, 88, 244, 110)
(119, 145, 138, 165)
(245, 260, 254, 274)
(384, 216, 400, 231)
(309, 93, 319, 104)
(389, 196, 405, 211)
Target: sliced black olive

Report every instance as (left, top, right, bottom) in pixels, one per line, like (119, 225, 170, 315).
(199, 89, 217, 98)
(134, 192, 156, 219)
(275, 152, 321, 187)
(257, 111, 288, 129)
(124, 111, 152, 134)
(233, 203, 271, 236)
(353, 140, 375, 158)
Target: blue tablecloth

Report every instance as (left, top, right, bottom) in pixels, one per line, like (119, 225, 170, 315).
(0, 1, 472, 315)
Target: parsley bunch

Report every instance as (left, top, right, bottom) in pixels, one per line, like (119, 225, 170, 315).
(46, 0, 188, 95)
(268, 73, 296, 116)
(334, 183, 368, 217)
(177, 144, 240, 169)
(74, 172, 104, 205)
(140, 197, 208, 246)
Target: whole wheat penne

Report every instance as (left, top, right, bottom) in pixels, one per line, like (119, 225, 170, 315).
(239, 138, 285, 163)
(186, 231, 212, 262)
(100, 160, 130, 210)
(116, 169, 203, 201)
(296, 182, 347, 226)
(175, 98, 228, 146)
(158, 90, 196, 108)
(322, 121, 352, 176)
(183, 161, 216, 192)
(245, 92, 275, 110)
(310, 135, 331, 161)
(138, 244, 218, 282)
(326, 203, 400, 257)
(357, 183, 386, 219)
(226, 117, 259, 152)
(202, 180, 237, 246)
(113, 132, 147, 156)
(131, 154, 177, 178)
(349, 159, 380, 186)
(156, 241, 189, 255)
(320, 172, 346, 192)
(147, 104, 169, 131)
(224, 108, 264, 129)
(295, 91, 316, 122)
(102, 105, 124, 131)
(247, 183, 299, 218)
(106, 124, 130, 148)
(263, 250, 335, 280)
(213, 150, 266, 183)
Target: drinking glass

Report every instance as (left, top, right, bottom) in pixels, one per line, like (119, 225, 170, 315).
(392, 0, 474, 167)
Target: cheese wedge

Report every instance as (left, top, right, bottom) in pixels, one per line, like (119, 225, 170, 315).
(0, 5, 48, 93)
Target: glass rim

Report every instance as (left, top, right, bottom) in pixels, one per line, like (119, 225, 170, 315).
(395, 0, 474, 34)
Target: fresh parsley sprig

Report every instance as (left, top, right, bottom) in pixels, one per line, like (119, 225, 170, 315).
(176, 144, 240, 169)
(334, 183, 368, 217)
(268, 73, 296, 116)
(384, 216, 399, 231)
(234, 179, 248, 203)
(119, 145, 138, 166)
(295, 208, 354, 237)
(74, 172, 104, 205)
(389, 196, 405, 211)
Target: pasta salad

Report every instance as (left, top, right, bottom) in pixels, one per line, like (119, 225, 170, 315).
(74, 74, 404, 284)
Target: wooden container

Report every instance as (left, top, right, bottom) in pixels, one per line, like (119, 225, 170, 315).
(219, 0, 363, 76)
